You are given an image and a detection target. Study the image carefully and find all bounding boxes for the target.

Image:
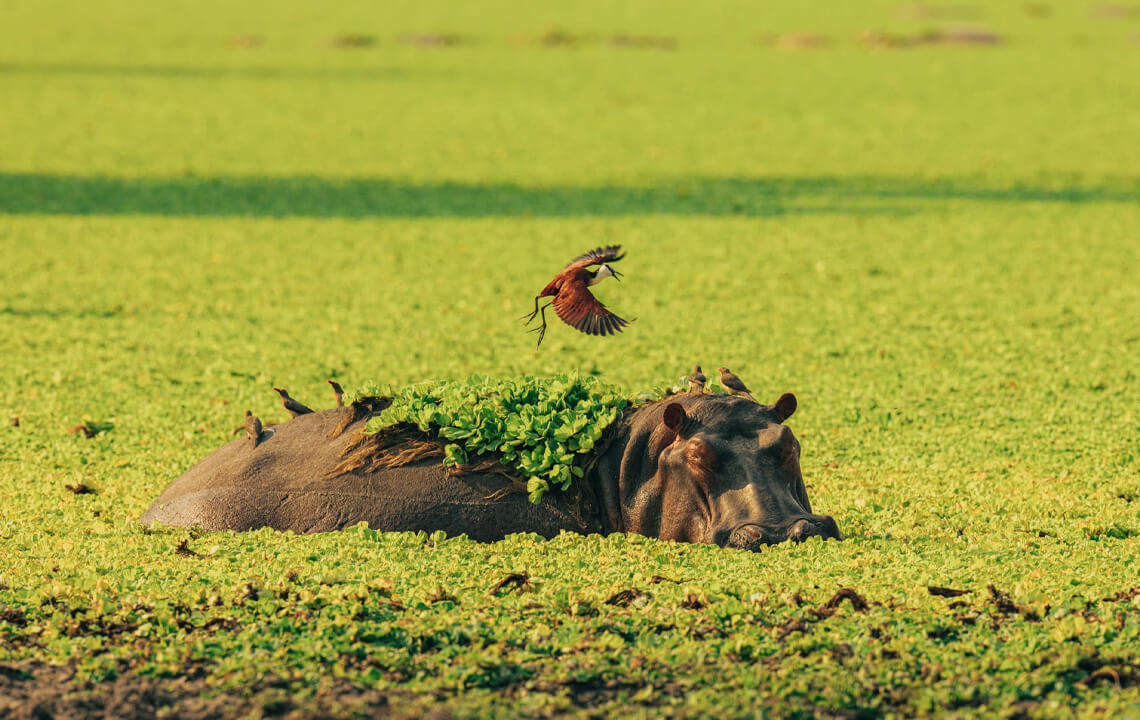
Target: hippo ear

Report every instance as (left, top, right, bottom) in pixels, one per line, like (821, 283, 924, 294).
(773, 393, 797, 422)
(663, 403, 687, 432)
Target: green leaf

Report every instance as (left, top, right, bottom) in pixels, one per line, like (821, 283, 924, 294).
(357, 374, 657, 504)
(443, 444, 468, 466)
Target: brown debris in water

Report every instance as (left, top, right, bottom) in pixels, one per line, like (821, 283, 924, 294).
(425, 586, 459, 604)
(823, 588, 869, 612)
(776, 617, 808, 640)
(489, 572, 531, 596)
(1074, 655, 1140, 689)
(928, 585, 972, 598)
(987, 584, 1040, 621)
(66, 423, 99, 439)
(605, 589, 645, 607)
(1103, 586, 1140, 602)
(0, 607, 27, 627)
(987, 584, 1018, 614)
(1081, 667, 1123, 688)
(233, 583, 260, 604)
(0, 658, 438, 718)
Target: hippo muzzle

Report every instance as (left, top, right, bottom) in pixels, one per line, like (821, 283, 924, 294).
(726, 513, 842, 550)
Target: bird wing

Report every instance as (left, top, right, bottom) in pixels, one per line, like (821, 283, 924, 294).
(562, 245, 625, 273)
(552, 280, 629, 336)
(723, 373, 750, 393)
(289, 400, 314, 414)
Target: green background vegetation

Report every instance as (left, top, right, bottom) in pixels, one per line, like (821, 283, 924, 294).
(1, 0, 1138, 716)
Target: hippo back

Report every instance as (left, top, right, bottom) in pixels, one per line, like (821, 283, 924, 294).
(140, 409, 599, 541)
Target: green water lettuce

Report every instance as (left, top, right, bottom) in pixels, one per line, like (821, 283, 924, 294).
(356, 375, 660, 503)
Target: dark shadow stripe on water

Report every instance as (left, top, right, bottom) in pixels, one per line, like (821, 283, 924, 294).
(0, 173, 1135, 219)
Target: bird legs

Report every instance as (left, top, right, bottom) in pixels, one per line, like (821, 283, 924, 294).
(521, 296, 553, 347)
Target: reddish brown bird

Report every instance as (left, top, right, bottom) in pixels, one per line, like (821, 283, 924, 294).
(243, 410, 263, 449)
(328, 380, 345, 408)
(273, 387, 313, 418)
(521, 245, 630, 347)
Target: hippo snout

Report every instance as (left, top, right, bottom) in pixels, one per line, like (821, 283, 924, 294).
(786, 515, 841, 542)
(727, 515, 841, 550)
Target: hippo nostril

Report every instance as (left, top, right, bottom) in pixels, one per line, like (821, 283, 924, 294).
(728, 517, 841, 550)
(728, 524, 769, 549)
(787, 519, 812, 542)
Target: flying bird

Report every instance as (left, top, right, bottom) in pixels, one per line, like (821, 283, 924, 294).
(328, 380, 345, 408)
(688, 365, 707, 394)
(521, 245, 630, 347)
(718, 367, 756, 401)
(273, 387, 313, 418)
(243, 410, 263, 449)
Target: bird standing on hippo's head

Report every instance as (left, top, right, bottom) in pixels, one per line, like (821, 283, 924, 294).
(522, 245, 631, 347)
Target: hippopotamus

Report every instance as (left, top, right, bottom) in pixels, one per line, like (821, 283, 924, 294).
(140, 392, 840, 549)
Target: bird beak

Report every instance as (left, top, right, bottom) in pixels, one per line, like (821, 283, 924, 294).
(612, 269, 623, 282)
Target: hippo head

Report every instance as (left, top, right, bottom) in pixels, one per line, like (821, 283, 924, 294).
(610, 393, 840, 549)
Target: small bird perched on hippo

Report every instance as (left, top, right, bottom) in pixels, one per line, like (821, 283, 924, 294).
(273, 387, 313, 418)
(328, 380, 345, 408)
(688, 365, 707, 394)
(718, 367, 756, 401)
(243, 410, 263, 449)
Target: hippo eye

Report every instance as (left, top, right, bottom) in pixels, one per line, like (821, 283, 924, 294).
(685, 438, 717, 471)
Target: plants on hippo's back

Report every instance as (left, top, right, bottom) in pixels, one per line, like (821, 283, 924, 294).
(356, 375, 667, 504)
